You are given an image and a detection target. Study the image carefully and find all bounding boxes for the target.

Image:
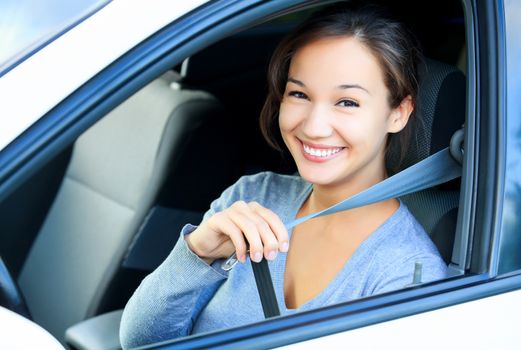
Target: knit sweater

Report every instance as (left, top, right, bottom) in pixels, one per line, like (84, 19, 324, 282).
(120, 171, 447, 349)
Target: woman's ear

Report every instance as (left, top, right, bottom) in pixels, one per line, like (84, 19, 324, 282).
(388, 95, 414, 133)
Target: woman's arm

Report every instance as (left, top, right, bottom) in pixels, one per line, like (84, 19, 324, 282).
(119, 172, 284, 348)
(119, 175, 248, 349)
(119, 223, 229, 349)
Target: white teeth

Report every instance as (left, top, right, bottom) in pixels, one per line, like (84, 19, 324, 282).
(303, 144, 342, 158)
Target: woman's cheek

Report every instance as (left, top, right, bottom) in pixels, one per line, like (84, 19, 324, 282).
(347, 113, 389, 150)
(278, 102, 301, 132)
(334, 116, 365, 144)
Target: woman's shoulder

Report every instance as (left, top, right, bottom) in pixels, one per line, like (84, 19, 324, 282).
(236, 171, 307, 189)
(230, 171, 310, 201)
(380, 202, 442, 257)
(365, 202, 447, 294)
(207, 171, 311, 214)
(370, 202, 442, 264)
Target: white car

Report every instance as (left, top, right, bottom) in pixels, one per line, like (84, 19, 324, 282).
(0, 0, 520, 349)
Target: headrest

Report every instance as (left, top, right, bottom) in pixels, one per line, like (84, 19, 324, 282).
(398, 59, 466, 171)
(179, 29, 286, 85)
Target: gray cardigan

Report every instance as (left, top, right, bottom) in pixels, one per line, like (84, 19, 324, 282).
(120, 171, 447, 349)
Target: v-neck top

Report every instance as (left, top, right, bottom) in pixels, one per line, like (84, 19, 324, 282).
(120, 172, 447, 349)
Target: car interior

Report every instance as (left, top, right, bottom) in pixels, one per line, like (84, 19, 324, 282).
(0, 0, 467, 348)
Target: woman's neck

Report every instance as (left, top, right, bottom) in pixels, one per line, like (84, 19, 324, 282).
(307, 166, 388, 212)
(296, 161, 400, 241)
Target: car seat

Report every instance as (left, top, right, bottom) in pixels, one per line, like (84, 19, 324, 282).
(399, 58, 466, 263)
(17, 71, 228, 342)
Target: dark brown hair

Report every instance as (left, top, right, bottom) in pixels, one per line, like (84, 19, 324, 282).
(259, 3, 423, 173)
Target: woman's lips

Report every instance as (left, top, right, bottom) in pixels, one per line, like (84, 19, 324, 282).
(299, 139, 345, 163)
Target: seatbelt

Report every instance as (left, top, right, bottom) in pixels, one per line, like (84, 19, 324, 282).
(285, 147, 461, 229)
(245, 147, 462, 318)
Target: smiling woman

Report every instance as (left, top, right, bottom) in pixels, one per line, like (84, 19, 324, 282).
(119, 3, 446, 348)
(276, 34, 422, 309)
(261, 4, 421, 176)
(278, 36, 412, 186)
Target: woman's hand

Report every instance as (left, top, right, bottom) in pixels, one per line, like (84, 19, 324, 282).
(184, 201, 289, 265)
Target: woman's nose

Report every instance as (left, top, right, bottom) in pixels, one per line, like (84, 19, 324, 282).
(301, 104, 333, 138)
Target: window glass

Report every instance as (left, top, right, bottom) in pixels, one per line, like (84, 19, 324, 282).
(0, 0, 110, 74)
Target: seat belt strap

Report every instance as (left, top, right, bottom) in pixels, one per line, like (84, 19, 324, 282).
(251, 259, 280, 318)
(285, 147, 461, 229)
(250, 147, 461, 318)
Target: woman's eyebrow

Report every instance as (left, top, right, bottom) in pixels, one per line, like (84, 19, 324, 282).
(287, 77, 305, 87)
(337, 84, 370, 95)
(288, 77, 370, 95)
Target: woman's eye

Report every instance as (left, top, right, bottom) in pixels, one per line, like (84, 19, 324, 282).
(336, 99, 360, 108)
(288, 91, 308, 100)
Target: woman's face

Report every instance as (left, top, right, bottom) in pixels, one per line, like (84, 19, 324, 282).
(279, 36, 412, 188)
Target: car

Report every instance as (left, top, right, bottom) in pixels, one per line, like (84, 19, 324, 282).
(0, 0, 520, 349)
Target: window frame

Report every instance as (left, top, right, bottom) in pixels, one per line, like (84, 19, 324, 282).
(0, 0, 517, 348)
(496, 0, 520, 274)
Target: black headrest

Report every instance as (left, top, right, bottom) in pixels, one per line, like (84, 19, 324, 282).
(398, 59, 466, 171)
(180, 28, 288, 86)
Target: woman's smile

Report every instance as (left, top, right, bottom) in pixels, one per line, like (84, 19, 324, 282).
(299, 139, 345, 163)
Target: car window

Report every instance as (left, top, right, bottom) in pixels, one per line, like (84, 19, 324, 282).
(134, 2, 471, 347)
(2, 0, 498, 348)
(0, 0, 110, 75)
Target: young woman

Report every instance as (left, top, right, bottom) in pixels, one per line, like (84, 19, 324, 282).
(120, 4, 447, 348)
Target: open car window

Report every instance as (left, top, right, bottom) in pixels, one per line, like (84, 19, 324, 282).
(1, 0, 520, 349)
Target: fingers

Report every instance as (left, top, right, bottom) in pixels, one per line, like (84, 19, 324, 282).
(209, 212, 249, 263)
(248, 201, 289, 254)
(228, 202, 266, 262)
(227, 201, 289, 263)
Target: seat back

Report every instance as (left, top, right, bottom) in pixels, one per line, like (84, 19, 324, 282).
(399, 59, 466, 263)
(18, 71, 223, 341)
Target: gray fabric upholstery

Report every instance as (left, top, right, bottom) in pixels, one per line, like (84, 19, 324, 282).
(401, 188, 460, 234)
(18, 72, 221, 341)
(398, 60, 465, 260)
(401, 59, 464, 169)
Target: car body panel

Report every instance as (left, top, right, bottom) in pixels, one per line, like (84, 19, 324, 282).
(0, 306, 64, 350)
(0, 0, 208, 152)
(277, 288, 521, 349)
(0, 0, 111, 75)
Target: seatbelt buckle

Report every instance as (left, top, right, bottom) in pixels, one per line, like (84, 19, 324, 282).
(222, 252, 239, 271)
(222, 248, 250, 271)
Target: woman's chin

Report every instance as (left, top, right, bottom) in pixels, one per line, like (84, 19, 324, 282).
(297, 168, 340, 186)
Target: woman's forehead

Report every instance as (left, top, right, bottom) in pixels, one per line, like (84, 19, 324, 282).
(288, 36, 385, 92)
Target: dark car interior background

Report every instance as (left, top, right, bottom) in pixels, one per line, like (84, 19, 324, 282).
(0, 0, 467, 346)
